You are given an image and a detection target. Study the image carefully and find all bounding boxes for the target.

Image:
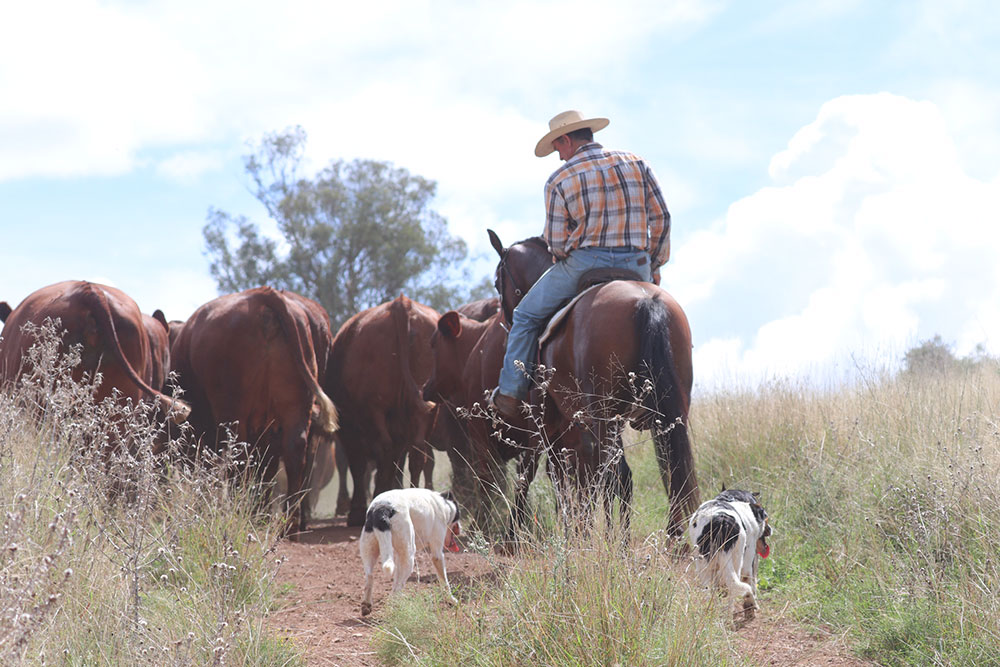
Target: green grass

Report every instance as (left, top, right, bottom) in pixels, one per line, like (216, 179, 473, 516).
(7, 323, 999, 665)
(691, 368, 1000, 666)
(371, 364, 1000, 666)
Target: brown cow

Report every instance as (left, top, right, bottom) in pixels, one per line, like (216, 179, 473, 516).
(0, 281, 190, 423)
(404, 297, 499, 494)
(454, 296, 499, 322)
(169, 286, 337, 534)
(142, 310, 171, 392)
(326, 295, 442, 526)
(422, 309, 541, 533)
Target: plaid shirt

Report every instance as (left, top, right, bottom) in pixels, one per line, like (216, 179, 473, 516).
(543, 142, 670, 268)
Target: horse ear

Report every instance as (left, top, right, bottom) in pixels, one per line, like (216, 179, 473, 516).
(487, 229, 505, 258)
(721, 482, 727, 492)
(0, 302, 10, 323)
(438, 311, 462, 339)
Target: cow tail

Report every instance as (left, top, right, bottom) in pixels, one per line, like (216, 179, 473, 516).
(389, 296, 435, 417)
(79, 283, 191, 422)
(635, 295, 698, 530)
(259, 287, 338, 434)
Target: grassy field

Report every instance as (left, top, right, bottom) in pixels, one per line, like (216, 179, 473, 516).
(4, 325, 999, 665)
(371, 363, 1000, 666)
(0, 325, 301, 665)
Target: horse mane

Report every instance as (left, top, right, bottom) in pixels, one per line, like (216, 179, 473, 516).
(515, 236, 549, 253)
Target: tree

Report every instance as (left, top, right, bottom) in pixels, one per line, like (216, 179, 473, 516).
(204, 126, 492, 327)
(902, 335, 958, 376)
(901, 335, 996, 377)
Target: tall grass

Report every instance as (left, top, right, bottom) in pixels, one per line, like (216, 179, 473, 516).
(373, 362, 1000, 666)
(374, 532, 738, 666)
(0, 322, 301, 665)
(694, 365, 1000, 666)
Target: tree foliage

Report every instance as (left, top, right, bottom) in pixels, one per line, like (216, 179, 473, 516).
(901, 335, 994, 376)
(204, 126, 491, 327)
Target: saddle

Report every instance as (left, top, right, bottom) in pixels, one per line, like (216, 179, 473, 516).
(576, 267, 644, 292)
(538, 267, 645, 348)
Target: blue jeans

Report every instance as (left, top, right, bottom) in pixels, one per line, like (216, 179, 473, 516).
(498, 246, 652, 400)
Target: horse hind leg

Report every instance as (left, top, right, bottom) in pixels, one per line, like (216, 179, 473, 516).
(655, 420, 699, 536)
(598, 423, 632, 545)
(507, 447, 542, 545)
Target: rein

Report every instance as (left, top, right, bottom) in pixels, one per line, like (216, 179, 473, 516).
(496, 250, 529, 327)
(495, 236, 550, 327)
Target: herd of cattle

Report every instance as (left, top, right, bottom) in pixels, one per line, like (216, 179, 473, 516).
(1, 233, 701, 541)
(0, 278, 507, 535)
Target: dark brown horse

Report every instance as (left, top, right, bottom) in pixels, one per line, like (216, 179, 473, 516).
(489, 229, 699, 535)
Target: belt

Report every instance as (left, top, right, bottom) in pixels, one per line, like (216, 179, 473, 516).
(579, 245, 644, 253)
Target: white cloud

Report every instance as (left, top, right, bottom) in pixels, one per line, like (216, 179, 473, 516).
(154, 150, 227, 184)
(930, 81, 1000, 181)
(666, 93, 1000, 389)
(0, 1, 210, 180)
(0, 0, 717, 183)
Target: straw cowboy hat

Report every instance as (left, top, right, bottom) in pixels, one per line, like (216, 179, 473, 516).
(534, 110, 610, 157)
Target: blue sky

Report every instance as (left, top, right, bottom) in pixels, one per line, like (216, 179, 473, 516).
(3, 0, 998, 388)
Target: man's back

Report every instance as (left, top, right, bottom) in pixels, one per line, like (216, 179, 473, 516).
(544, 142, 670, 265)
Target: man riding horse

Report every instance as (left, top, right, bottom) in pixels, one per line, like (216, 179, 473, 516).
(490, 110, 672, 419)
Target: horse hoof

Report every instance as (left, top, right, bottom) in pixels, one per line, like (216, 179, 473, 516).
(361, 602, 372, 616)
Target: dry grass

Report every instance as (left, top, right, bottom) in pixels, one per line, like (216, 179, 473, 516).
(373, 360, 1000, 666)
(690, 364, 1000, 666)
(0, 321, 301, 665)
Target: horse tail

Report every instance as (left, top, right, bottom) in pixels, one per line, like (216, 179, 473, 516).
(635, 295, 699, 534)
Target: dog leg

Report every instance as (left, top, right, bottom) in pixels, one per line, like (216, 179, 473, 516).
(361, 571, 375, 616)
(724, 553, 754, 616)
(360, 534, 378, 616)
(391, 520, 416, 593)
(430, 550, 458, 605)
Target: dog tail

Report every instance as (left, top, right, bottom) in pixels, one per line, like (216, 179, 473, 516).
(376, 529, 395, 575)
(364, 502, 397, 575)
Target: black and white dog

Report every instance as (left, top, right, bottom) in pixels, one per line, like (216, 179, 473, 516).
(688, 488, 772, 618)
(359, 488, 461, 616)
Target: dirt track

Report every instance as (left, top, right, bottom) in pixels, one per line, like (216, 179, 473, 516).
(267, 516, 870, 667)
(266, 517, 494, 666)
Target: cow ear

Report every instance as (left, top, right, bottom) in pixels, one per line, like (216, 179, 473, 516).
(488, 229, 505, 258)
(438, 311, 462, 339)
(152, 309, 169, 331)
